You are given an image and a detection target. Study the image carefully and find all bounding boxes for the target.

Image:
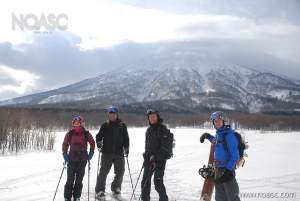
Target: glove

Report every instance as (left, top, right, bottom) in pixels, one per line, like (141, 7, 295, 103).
(142, 153, 147, 167)
(97, 140, 103, 151)
(87, 151, 94, 161)
(149, 155, 156, 171)
(124, 147, 129, 157)
(200, 133, 213, 143)
(214, 168, 234, 183)
(63, 153, 69, 163)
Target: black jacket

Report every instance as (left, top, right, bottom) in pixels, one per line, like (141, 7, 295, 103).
(96, 119, 129, 156)
(144, 123, 171, 161)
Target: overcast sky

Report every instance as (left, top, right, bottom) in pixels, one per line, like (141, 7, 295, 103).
(0, 0, 299, 100)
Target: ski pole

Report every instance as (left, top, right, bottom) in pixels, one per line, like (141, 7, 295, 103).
(126, 156, 136, 199)
(53, 162, 67, 201)
(130, 164, 144, 201)
(88, 160, 91, 201)
(95, 150, 101, 201)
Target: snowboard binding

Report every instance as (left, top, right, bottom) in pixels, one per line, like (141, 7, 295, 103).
(198, 164, 215, 179)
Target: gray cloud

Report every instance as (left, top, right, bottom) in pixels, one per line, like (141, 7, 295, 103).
(0, 32, 147, 92)
(114, 0, 300, 24)
(129, 39, 300, 79)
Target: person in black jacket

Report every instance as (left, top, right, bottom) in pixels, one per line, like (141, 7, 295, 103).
(95, 106, 130, 199)
(141, 109, 170, 201)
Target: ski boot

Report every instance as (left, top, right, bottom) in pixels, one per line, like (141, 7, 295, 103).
(96, 191, 106, 200)
(112, 187, 121, 195)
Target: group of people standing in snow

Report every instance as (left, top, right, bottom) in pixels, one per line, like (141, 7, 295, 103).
(61, 106, 241, 201)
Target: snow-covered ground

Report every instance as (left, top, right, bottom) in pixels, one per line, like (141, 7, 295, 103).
(0, 128, 300, 201)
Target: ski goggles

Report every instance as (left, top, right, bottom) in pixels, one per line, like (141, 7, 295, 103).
(72, 116, 82, 123)
(146, 109, 158, 116)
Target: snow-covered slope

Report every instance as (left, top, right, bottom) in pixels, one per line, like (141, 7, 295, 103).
(0, 128, 299, 201)
(1, 65, 300, 113)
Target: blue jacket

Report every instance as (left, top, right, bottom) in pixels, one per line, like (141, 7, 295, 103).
(208, 125, 240, 171)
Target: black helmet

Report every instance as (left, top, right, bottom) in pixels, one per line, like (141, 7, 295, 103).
(146, 108, 163, 124)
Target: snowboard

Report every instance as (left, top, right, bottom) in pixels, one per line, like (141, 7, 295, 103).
(200, 144, 215, 201)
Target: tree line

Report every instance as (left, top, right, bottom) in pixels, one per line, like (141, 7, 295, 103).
(1, 107, 300, 154)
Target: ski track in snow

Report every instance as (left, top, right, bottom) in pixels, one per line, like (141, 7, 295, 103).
(0, 128, 300, 201)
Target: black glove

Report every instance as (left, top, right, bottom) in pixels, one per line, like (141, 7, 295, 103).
(142, 153, 148, 167)
(149, 155, 156, 171)
(214, 168, 234, 183)
(200, 133, 213, 143)
(124, 147, 129, 157)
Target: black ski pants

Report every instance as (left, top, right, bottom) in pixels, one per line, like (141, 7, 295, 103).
(64, 160, 87, 200)
(95, 153, 125, 193)
(141, 159, 168, 201)
(215, 178, 241, 201)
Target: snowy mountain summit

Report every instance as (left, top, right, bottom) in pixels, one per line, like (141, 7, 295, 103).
(1, 65, 300, 113)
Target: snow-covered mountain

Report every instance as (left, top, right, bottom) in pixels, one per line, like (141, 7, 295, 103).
(1, 65, 300, 113)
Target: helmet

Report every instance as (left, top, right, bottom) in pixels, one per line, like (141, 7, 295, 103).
(210, 111, 225, 122)
(72, 115, 83, 125)
(107, 106, 118, 113)
(146, 108, 159, 116)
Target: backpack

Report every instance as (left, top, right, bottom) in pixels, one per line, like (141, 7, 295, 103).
(68, 129, 89, 144)
(224, 131, 248, 168)
(67, 129, 90, 161)
(160, 128, 175, 159)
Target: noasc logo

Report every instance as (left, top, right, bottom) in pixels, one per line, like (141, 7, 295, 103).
(12, 13, 68, 32)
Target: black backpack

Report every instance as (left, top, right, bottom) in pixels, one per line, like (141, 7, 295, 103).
(225, 131, 246, 158)
(160, 128, 175, 159)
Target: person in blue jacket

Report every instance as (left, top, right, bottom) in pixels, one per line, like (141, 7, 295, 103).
(200, 111, 241, 201)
